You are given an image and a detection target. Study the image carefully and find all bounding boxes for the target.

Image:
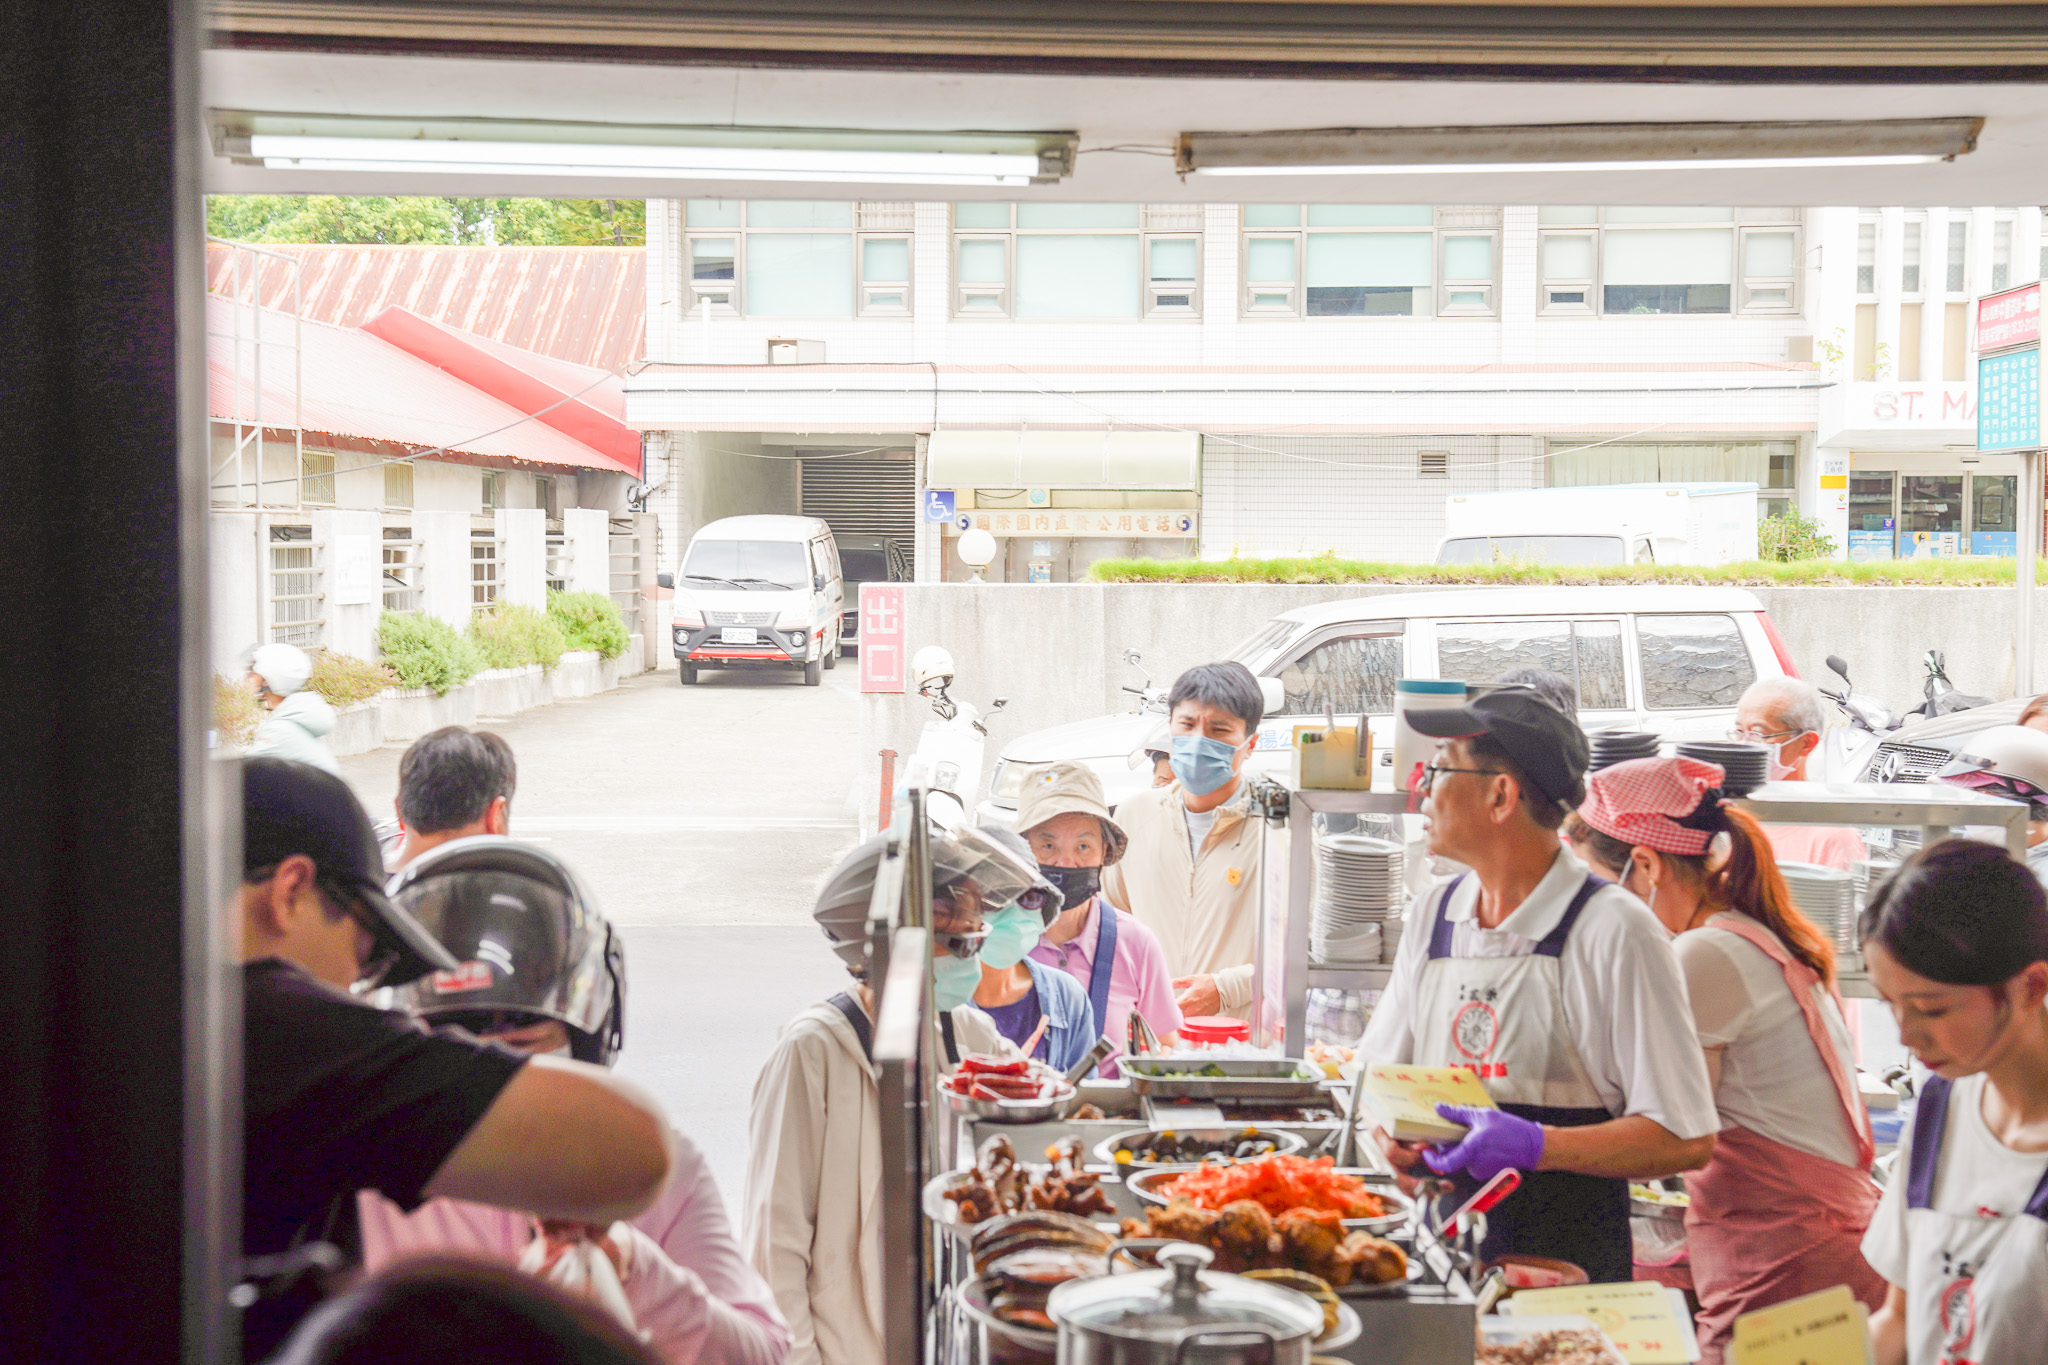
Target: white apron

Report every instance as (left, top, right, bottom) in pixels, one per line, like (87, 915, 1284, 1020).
(1411, 872, 1633, 1283)
(1899, 1074, 2048, 1365)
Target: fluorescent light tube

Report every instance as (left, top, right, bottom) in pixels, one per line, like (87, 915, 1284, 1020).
(248, 135, 1042, 185)
(213, 113, 1076, 186)
(1199, 154, 1948, 176)
(1178, 118, 1982, 177)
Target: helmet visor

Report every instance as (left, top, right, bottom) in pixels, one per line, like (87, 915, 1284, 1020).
(930, 816, 1064, 921)
(386, 870, 614, 1038)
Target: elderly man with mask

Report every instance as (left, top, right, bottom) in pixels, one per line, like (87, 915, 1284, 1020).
(742, 821, 1055, 1365)
(1359, 688, 1720, 1284)
(1020, 762, 1183, 1074)
(1733, 676, 1865, 871)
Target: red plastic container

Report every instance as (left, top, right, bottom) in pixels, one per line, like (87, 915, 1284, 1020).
(1179, 1015, 1252, 1046)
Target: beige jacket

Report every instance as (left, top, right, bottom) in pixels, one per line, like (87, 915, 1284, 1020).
(740, 998, 1013, 1365)
(1102, 780, 1261, 1015)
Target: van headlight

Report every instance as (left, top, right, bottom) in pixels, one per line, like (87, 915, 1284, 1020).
(991, 760, 1029, 803)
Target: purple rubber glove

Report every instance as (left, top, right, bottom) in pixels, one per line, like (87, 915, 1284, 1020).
(1421, 1104, 1544, 1182)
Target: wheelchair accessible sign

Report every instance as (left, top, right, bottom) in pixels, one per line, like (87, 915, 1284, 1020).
(923, 490, 956, 523)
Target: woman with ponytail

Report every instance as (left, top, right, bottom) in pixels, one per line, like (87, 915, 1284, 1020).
(1577, 756, 1884, 1362)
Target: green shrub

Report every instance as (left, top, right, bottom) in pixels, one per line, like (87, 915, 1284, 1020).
(307, 648, 399, 709)
(1087, 553, 2017, 587)
(215, 673, 263, 747)
(468, 602, 568, 671)
(1757, 510, 1839, 562)
(377, 611, 483, 694)
(547, 590, 630, 660)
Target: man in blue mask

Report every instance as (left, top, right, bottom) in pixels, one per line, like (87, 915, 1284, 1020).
(1103, 661, 1270, 1024)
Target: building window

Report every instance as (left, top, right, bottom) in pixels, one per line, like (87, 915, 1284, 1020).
(1856, 220, 1877, 295)
(681, 200, 855, 318)
(1239, 206, 1498, 318)
(480, 469, 498, 512)
(858, 236, 911, 315)
(1901, 220, 1922, 294)
(949, 204, 1199, 320)
(1946, 220, 1969, 293)
(384, 459, 413, 509)
(471, 532, 498, 609)
(301, 450, 336, 505)
(533, 475, 558, 519)
(1536, 208, 1790, 318)
(1993, 217, 2013, 291)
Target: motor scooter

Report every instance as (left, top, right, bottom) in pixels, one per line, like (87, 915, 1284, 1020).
(1816, 653, 1901, 784)
(1904, 648, 1993, 722)
(902, 645, 1006, 809)
(1118, 647, 1169, 714)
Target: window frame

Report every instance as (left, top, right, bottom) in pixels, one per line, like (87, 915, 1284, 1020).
(1537, 209, 1798, 319)
(856, 231, 913, 317)
(1430, 614, 1632, 714)
(947, 204, 1198, 322)
(1238, 207, 1495, 321)
(681, 201, 860, 320)
(1634, 611, 1757, 713)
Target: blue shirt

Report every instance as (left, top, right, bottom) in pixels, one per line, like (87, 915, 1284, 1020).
(983, 960, 1094, 1074)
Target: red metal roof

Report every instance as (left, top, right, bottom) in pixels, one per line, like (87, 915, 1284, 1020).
(206, 294, 640, 477)
(205, 242, 645, 371)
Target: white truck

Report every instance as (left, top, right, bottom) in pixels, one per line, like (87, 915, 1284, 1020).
(1435, 482, 1761, 567)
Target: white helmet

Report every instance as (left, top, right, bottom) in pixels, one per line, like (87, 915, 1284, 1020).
(1936, 724, 2048, 818)
(249, 642, 313, 697)
(912, 645, 956, 694)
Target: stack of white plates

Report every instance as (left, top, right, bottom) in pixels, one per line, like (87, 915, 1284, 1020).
(1779, 861, 1858, 961)
(1313, 834, 1405, 964)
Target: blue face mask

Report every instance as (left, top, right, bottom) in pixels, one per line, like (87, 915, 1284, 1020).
(1170, 733, 1245, 797)
(979, 903, 1043, 970)
(932, 952, 983, 1011)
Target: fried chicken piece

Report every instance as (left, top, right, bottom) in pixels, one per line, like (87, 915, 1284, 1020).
(945, 1177, 1001, 1224)
(1338, 1230, 1408, 1286)
(1215, 1199, 1277, 1273)
(1277, 1208, 1351, 1286)
(1146, 1197, 1220, 1247)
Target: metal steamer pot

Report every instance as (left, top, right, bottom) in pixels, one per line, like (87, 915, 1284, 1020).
(1046, 1242, 1322, 1365)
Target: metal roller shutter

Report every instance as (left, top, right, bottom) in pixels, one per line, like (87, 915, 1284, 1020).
(799, 454, 916, 561)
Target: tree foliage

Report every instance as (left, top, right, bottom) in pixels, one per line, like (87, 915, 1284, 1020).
(207, 196, 646, 247)
(1756, 509, 1840, 563)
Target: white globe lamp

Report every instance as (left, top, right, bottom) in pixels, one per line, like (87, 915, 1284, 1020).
(957, 527, 998, 582)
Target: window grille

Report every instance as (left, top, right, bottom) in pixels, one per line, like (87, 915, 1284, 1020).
(382, 528, 423, 614)
(471, 532, 499, 610)
(268, 525, 322, 646)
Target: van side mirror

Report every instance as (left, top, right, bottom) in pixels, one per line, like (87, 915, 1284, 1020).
(813, 573, 826, 591)
(657, 572, 674, 590)
(1258, 677, 1285, 716)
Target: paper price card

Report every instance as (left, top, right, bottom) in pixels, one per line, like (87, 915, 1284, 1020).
(1509, 1280, 1695, 1363)
(1731, 1286, 1871, 1365)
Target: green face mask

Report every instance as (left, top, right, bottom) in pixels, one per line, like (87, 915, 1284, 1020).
(978, 903, 1043, 970)
(932, 952, 983, 1010)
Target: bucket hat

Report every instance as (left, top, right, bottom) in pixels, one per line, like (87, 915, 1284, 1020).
(1013, 760, 1129, 865)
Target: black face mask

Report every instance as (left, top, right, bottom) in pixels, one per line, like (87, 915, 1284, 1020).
(1037, 864, 1101, 909)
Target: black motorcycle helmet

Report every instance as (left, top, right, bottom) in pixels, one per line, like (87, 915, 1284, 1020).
(382, 837, 626, 1066)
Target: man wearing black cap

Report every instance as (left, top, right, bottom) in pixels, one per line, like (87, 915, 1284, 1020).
(1356, 689, 1719, 1284)
(238, 758, 674, 1359)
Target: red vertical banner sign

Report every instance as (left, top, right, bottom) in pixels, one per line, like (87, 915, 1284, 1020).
(859, 583, 906, 693)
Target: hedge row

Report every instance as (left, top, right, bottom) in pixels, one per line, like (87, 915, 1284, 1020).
(1087, 554, 2019, 587)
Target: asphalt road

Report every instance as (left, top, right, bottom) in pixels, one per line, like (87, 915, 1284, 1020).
(339, 658, 868, 1207)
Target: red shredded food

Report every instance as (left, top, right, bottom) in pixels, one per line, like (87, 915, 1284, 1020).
(1154, 1154, 1390, 1219)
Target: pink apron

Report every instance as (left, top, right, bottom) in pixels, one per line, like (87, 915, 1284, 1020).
(1682, 914, 1887, 1365)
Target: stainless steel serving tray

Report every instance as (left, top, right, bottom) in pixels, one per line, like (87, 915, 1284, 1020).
(1120, 1057, 1326, 1101)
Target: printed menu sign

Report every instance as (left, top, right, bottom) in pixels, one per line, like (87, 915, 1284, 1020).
(1509, 1281, 1695, 1363)
(1730, 1285, 1870, 1365)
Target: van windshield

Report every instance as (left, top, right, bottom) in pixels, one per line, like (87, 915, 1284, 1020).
(1437, 535, 1624, 566)
(684, 539, 808, 589)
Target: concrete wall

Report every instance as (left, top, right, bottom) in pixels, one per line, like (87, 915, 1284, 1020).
(496, 508, 547, 609)
(209, 510, 264, 674)
(310, 508, 382, 660)
(858, 582, 2048, 819)
(416, 509, 473, 629)
(564, 507, 611, 597)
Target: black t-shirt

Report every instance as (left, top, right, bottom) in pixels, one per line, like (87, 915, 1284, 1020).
(240, 959, 525, 1350)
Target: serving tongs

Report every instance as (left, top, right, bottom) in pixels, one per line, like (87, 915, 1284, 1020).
(1126, 1009, 1162, 1061)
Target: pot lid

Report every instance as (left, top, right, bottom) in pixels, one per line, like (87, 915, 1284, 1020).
(1046, 1243, 1322, 1344)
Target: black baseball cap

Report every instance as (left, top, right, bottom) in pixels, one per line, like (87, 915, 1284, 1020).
(1403, 686, 1590, 807)
(243, 758, 459, 986)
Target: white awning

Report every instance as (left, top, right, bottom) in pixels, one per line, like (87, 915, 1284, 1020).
(925, 430, 1199, 490)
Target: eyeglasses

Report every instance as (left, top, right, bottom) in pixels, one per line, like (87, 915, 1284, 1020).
(1726, 727, 1806, 744)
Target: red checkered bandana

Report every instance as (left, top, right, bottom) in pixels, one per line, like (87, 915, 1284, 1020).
(1579, 756, 1728, 856)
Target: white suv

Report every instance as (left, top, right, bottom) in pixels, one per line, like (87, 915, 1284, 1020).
(976, 585, 1797, 827)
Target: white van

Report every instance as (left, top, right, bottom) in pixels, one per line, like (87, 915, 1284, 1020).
(977, 585, 1797, 825)
(660, 515, 845, 686)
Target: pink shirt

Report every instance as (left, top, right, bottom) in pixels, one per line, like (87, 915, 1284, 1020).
(1766, 823, 1866, 873)
(1028, 895, 1184, 1077)
(358, 1126, 789, 1365)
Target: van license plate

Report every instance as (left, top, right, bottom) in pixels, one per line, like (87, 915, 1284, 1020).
(720, 627, 758, 645)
